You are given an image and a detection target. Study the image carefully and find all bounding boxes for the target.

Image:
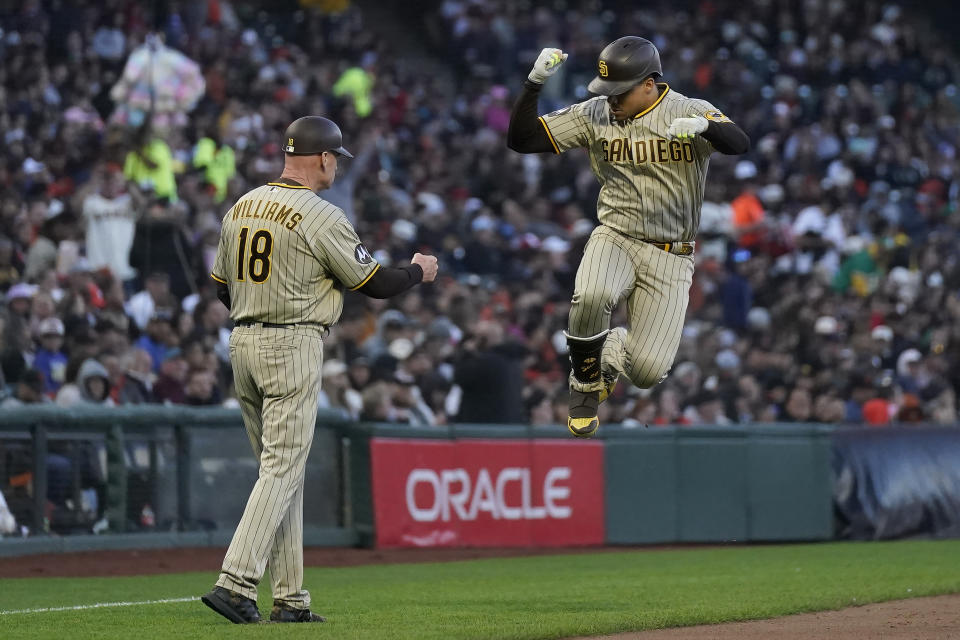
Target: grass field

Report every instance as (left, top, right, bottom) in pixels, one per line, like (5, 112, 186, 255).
(2, 540, 960, 639)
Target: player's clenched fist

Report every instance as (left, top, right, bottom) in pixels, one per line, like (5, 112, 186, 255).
(667, 116, 708, 139)
(528, 48, 568, 84)
(411, 253, 438, 282)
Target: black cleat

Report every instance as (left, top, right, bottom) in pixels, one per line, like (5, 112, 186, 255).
(568, 389, 601, 437)
(270, 603, 327, 623)
(201, 586, 261, 624)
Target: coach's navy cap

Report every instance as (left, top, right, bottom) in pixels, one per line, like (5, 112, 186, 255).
(282, 116, 353, 158)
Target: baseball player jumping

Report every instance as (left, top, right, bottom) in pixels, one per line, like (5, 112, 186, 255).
(202, 116, 438, 623)
(508, 37, 749, 437)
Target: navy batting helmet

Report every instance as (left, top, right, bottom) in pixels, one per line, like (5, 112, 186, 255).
(282, 116, 353, 158)
(587, 36, 662, 96)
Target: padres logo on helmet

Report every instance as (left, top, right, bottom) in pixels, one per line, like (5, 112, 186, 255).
(598, 60, 609, 77)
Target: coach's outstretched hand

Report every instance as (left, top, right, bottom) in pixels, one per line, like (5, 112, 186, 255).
(412, 253, 438, 282)
(528, 48, 568, 84)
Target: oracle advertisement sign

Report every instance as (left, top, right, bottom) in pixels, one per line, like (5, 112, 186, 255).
(370, 438, 605, 548)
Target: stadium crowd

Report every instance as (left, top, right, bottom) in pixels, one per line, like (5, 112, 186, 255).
(0, 0, 959, 431)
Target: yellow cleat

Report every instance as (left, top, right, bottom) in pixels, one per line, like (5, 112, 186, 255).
(598, 373, 619, 404)
(568, 375, 617, 438)
(568, 416, 599, 438)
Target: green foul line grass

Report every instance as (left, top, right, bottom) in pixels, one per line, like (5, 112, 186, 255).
(2, 540, 959, 639)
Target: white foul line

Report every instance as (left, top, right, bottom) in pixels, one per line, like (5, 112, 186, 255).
(0, 596, 199, 615)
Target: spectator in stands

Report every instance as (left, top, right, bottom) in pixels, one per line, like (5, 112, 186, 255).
(29, 290, 58, 339)
(78, 164, 143, 288)
(135, 310, 177, 372)
(333, 52, 377, 118)
(33, 318, 68, 395)
(318, 359, 362, 418)
(686, 390, 732, 426)
(192, 131, 236, 204)
(862, 372, 896, 426)
(183, 368, 221, 406)
(392, 370, 437, 426)
(22, 214, 68, 284)
(113, 347, 154, 405)
(526, 388, 555, 426)
(454, 321, 526, 423)
(813, 393, 847, 424)
(782, 388, 814, 423)
(731, 178, 768, 250)
(1, 369, 48, 407)
(126, 272, 176, 331)
(129, 198, 195, 299)
(153, 351, 189, 405)
(189, 298, 229, 356)
(0, 236, 21, 292)
(348, 356, 373, 394)
(360, 382, 396, 422)
(5, 283, 35, 320)
(1, 303, 34, 387)
(56, 358, 113, 407)
(123, 128, 178, 203)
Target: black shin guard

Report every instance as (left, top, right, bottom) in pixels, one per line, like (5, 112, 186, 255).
(565, 331, 608, 385)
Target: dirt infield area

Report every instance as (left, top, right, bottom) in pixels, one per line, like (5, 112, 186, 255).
(3, 546, 958, 638)
(583, 594, 960, 640)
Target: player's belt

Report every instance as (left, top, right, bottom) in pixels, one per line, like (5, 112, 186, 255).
(236, 320, 328, 331)
(645, 240, 695, 256)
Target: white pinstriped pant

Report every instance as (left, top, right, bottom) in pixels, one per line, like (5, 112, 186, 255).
(216, 324, 324, 608)
(568, 225, 694, 392)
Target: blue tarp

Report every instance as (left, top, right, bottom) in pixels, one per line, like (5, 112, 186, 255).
(833, 427, 960, 540)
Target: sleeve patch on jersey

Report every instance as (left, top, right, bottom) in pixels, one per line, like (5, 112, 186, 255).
(354, 243, 374, 265)
(703, 110, 732, 123)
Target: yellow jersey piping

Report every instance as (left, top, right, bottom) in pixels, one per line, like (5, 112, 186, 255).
(538, 116, 561, 154)
(632, 84, 670, 119)
(267, 182, 311, 189)
(348, 263, 381, 291)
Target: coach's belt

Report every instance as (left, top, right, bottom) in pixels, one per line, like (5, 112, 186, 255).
(645, 240, 695, 256)
(236, 321, 328, 331)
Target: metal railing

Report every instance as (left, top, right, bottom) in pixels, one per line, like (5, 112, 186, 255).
(0, 405, 351, 536)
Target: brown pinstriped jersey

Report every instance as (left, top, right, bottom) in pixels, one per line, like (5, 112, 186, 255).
(211, 182, 379, 325)
(539, 84, 733, 242)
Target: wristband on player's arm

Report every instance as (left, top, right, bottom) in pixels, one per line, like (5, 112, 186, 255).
(702, 120, 751, 155)
(507, 81, 555, 154)
(356, 264, 423, 299)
